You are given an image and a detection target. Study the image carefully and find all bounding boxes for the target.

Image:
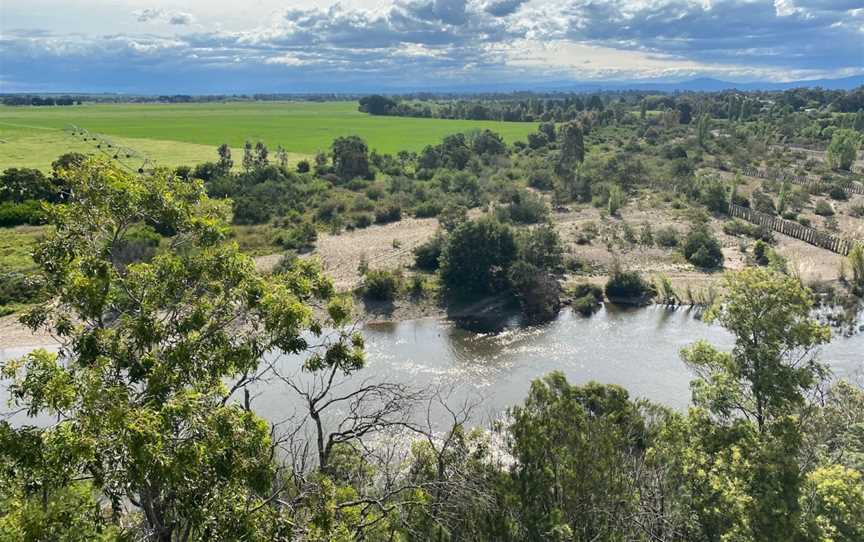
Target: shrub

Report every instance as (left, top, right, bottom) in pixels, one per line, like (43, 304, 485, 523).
(440, 218, 518, 295)
(751, 191, 776, 215)
(374, 202, 402, 224)
(497, 189, 549, 224)
(753, 240, 770, 266)
(414, 201, 442, 218)
(0, 200, 47, 227)
(655, 226, 680, 248)
(277, 221, 317, 251)
(528, 169, 555, 190)
(0, 272, 44, 306)
(607, 185, 625, 216)
(362, 269, 401, 301)
(849, 204, 864, 218)
(518, 225, 564, 271)
(111, 225, 161, 267)
(351, 213, 374, 229)
(683, 226, 724, 269)
(604, 268, 654, 304)
(296, 160, 310, 173)
(815, 200, 835, 217)
(827, 184, 849, 201)
(508, 261, 561, 322)
(413, 235, 444, 271)
(569, 282, 604, 315)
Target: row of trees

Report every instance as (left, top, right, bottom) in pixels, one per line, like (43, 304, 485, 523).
(1, 159, 862, 541)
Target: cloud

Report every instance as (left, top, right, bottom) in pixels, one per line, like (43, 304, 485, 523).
(134, 7, 195, 26)
(168, 13, 195, 26)
(135, 8, 163, 23)
(1, 0, 862, 92)
(483, 0, 528, 17)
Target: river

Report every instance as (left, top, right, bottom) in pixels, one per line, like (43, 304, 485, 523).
(2, 306, 862, 426)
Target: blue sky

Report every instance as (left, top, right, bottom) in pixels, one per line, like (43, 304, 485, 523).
(1, 0, 862, 93)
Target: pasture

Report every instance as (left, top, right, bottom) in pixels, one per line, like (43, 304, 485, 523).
(0, 101, 538, 170)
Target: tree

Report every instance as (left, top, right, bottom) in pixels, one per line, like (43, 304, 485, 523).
(242, 140, 254, 171)
(216, 143, 233, 173)
(697, 113, 711, 147)
(506, 372, 647, 540)
(439, 218, 517, 296)
(557, 122, 585, 172)
(681, 268, 830, 432)
(254, 141, 269, 168)
(1, 158, 360, 541)
(826, 129, 860, 171)
(0, 168, 55, 203)
(358, 95, 397, 115)
(677, 102, 693, 125)
(331, 136, 371, 181)
(682, 225, 724, 268)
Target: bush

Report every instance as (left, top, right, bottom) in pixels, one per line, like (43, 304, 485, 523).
(508, 261, 561, 323)
(351, 213, 374, 229)
(374, 202, 402, 224)
(655, 226, 680, 248)
(683, 226, 724, 269)
(440, 218, 518, 295)
(413, 235, 444, 271)
(296, 160, 310, 173)
(0, 272, 44, 306)
(815, 200, 835, 217)
(111, 225, 161, 267)
(827, 184, 849, 201)
(518, 225, 564, 271)
(362, 269, 401, 301)
(753, 240, 770, 266)
(0, 200, 47, 227)
(569, 283, 604, 315)
(849, 204, 864, 218)
(497, 189, 548, 224)
(750, 190, 776, 215)
(276, 221, 317, 251)
(414, 201, 442, 218)
(604, 269, 654, 304)
(722, 219, 773, 243)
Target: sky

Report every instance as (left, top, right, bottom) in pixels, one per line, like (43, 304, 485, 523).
(1, 0, 862, 93)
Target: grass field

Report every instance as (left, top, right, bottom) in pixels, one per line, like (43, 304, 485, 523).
(0, 101, 538, 171)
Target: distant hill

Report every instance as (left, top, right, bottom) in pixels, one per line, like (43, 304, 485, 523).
(387, 75, 864, 94)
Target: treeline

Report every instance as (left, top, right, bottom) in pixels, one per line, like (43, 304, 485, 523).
(1, 95, 83, 106)
(1, 159, 862, 541)
(359, 86, 864, 123)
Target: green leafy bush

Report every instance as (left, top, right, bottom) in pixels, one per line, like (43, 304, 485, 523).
(604, 268, 654, 303)
(815, 200, 835, 217)
(413, 235, 444, 271)
(362, 269, 401, 301)
(683, 226, 724, 269)
(0, 200, 47, 227)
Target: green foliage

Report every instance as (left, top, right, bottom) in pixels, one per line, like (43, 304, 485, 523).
(361, 269, 401, 301)
(506, 373, 647, 540)
(440, 218, 517, 296)
(413, 234, 444, 271)
(331, 135, 371, 181)
(604, 267, 654, 303)
(517, 224, 564, 271)
(0, 200, 47, 227)
(497, 188, 549, 224)
(815, 199, 835, 216)
(826, 129, 860, 171)
(607, 184, 625, 216)
(655, 226, 680, 247)
(0, 158, 362, 541)
(682, 268, 830, 430)
(683, 225, 724, 269)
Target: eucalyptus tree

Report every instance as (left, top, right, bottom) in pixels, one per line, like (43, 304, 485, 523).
(1, 158, 362, 541)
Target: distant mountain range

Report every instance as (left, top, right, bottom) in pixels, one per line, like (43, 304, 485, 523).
(392, 75, 864, 94)
(9, 75, 863, 96)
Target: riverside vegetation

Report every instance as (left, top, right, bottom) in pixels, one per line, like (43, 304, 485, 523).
(1, 87, 864, 540)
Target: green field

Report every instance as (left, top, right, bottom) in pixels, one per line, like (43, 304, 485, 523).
(0, 101, 538, 171)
